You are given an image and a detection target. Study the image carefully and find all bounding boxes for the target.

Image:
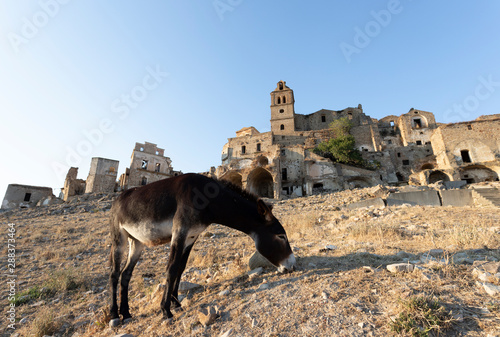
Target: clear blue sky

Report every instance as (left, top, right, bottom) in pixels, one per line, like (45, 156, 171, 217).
(1, 1, 500, 198)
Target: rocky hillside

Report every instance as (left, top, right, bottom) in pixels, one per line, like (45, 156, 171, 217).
(1, 185, 500, 337)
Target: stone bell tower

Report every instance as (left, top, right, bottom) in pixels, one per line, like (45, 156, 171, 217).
(270, 80, 295, 134)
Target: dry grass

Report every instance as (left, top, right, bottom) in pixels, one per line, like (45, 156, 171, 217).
(29, 307, 59, 337)
(2, 193, 500, 336)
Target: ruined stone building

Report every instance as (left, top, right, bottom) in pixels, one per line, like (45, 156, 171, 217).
(1, 184, 55, 209)
(61, 167, 86, 201)
(216, 80, 500, 199)
(119, 141, 182, 190)
(85, 157, 119, 193)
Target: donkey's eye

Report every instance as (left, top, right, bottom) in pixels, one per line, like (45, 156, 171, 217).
(277, 234, 287, 241)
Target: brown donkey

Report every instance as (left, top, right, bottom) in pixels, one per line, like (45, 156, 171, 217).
(109, 173, 295, 323)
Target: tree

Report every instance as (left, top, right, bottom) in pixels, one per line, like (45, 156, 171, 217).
(313, 117, 365, 167)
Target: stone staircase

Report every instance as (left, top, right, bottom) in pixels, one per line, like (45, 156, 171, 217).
(472, 188, 500, 208)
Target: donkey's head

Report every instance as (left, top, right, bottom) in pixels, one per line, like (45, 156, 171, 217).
(251, 200, 296, 272)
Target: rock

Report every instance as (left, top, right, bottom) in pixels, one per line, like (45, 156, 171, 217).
(248, 267, 263, 278)
(482, 283, 500, 296)
(325, 245, 337, 250)
(179, 281, 202, 293)
(19, 317, 28, 324)
(219, 289, 230, 296)
(109, 318, 121, 328)
(219, 329, 233, 337)
(251, 318, 258, 328)
(258, 283, 270, 290)
(387, 263, 414, 273)
(198, 306, 219, 326)
(114, 334, 135, 337)
(420, 253, 437, 264)
(473, 261, 500, 274)
(248, 251, 274, 269)
(429, 249, 444, 257)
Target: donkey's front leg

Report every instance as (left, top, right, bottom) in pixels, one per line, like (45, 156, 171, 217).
(161, 237, 185, 319)
(171, 243, 195, 309)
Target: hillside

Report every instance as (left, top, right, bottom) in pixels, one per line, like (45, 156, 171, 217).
(1, 185, 500, 337)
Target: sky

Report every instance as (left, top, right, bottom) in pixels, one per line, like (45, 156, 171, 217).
(1, 1, 500, 198)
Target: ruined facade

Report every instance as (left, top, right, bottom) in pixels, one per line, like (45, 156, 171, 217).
(85, 157, 119, 194)
(119, 142, 182, 190)
(217, 80, 500, 199)
(61, 167, 86, 201)
(411, 116, 500, 185)
(1, 184, 54, 209)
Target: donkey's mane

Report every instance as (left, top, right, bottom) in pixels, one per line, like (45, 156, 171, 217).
(213, 177, 260, 204)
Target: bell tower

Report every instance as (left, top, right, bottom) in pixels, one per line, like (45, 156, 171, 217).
(270, 80, 295, 134)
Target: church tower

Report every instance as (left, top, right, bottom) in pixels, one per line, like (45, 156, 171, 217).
(270, 80, 295, 134)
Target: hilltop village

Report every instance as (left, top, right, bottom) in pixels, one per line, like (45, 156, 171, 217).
(2, 80, 500, 208)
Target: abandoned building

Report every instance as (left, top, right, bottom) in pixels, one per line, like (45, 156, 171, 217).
(119, 141, 182, 190)
(61, 167, 86, 201)
(1, 184, 55, 209)
(85, 157, 119, 193)
(59, 142, 182, 201)
(216, 80, 500, 199)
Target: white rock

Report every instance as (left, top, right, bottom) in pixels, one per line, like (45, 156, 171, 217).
(219, 329, 233, 337)
(109, 318, 121, 328)
(218, 289, 230, 296)
(325, 245, 337, 250)
(248, 267, 263, 278)
(387, 263, 414, 273)
(483, 283, 500, 296)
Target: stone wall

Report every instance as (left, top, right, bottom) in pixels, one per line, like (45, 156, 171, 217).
(123, 142, 176, 189)
(62, 167, 86, 201)
(85, 157, 119, 193)
(2, 184, 54, 209)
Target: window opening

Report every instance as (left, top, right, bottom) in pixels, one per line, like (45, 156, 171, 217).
(461, 150, 471, 163)
(256, 143, 261, 152)
(413, 118, 422, 128)
(402, 160, 410, 166)
(24, 193, 31, 202)
(155, 163, 161, 172)
(241, 146, 246, 154)
(141, 160, 148, 169)
(280, 124, 285, 130)
(141, 177, 148, 185)
(281, 168, 288, 181)
(321, 115, 326, 123)
(283, 96, 286, 103)
(416, 140, 422, 145)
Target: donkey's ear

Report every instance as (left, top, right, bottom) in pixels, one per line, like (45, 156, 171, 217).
(257, 199, 273, 223)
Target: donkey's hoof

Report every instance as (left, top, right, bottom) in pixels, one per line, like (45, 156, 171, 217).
(109, 318, 121, 328)
(123, 318, 133, 324)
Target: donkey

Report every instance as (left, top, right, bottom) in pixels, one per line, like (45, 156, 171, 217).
(109, 173, 296, 322)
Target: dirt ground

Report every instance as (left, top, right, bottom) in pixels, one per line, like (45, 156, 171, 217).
(1, 186, 500, 337)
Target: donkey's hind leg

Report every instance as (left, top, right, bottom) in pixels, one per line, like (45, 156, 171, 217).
(110, 227, 127, 320)
(119, 237, 144, 320)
